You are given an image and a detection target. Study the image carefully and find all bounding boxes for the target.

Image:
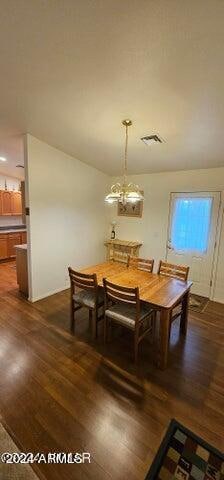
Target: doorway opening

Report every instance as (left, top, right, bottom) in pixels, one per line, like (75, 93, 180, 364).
(0, 135, 28, 298)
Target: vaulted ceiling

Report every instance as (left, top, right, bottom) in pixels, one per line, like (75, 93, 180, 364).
(0, 0, 224, 176)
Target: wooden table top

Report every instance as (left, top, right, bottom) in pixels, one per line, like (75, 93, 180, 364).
(104, 239, 142, 247)
(80, 262, 192, 309)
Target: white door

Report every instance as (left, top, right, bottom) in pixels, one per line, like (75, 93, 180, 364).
(166, 192, 221, 297)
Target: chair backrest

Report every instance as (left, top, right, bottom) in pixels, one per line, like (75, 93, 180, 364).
(109, 250, 129, 265)
(157, 260, 189, 281)
(103, 278, 140, 318)
(68, 267, 98, 295)
(128, 256, 154, 273)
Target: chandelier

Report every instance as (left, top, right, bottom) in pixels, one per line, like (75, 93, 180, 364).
(105, 119, 144, 205)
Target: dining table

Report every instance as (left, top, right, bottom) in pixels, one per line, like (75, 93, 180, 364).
(80, 261, 192, 369)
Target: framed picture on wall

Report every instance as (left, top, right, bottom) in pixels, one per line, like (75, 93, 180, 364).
(117, 198, 143, 218)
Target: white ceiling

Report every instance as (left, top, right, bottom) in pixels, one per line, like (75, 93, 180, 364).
(0, 0, 224, 176)
(0, 135, 24, 180)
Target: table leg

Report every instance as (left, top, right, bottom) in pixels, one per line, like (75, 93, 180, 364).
(180, 290, 190, 335)
(157, 308, 170, 370)
(92, 309, 97, 340)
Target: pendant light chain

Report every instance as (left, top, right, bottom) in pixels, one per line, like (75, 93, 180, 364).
(124, 123, 128, 183)
(105, 118, 144, 205)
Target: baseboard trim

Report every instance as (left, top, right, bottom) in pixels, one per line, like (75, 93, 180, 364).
(212, 295, 224, 305)
(29, 285, 70, 302)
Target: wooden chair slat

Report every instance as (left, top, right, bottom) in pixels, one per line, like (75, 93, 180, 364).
(68, 268, 97, 279)
(72, 280, 96, 290)
(105, 278, 137, 294)
(103, 278, 139, 305)
(159, 268, 187, 279)
(158, 261, 189, 281)
(159, 261, 188, 272)
(128, 256, 154, 273)
(70, 275, 96, 286)
(107, 290, 137, 303)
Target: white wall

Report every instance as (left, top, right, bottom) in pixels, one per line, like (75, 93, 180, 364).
(25, 134, 109, 301)
(0, 174, 23, 227)
(108, 167, 224, 303)
(214, 207, 224, 303)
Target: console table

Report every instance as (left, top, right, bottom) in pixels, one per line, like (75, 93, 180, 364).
(104, 239, 142, 261)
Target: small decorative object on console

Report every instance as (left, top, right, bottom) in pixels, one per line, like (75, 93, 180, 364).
(110, 221, 117, 239)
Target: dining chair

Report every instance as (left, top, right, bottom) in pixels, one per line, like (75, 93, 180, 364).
(157, 260, 189, 281)
(157, 260, 190, 338)
(109, 250, 129, 265)
(68, 267, 104, 339)
(103, 278, 154, 363)
(128, 256, 154, 273)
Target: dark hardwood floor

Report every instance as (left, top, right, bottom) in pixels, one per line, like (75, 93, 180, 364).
(0, 262, 223, 479)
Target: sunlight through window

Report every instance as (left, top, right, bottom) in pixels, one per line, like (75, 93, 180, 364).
(171, 197, 212, 253)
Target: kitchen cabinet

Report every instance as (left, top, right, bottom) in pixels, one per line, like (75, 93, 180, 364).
(0, 190, 22, 216)
(0, 191, 12, 215)
(11, 191, 22, 215)
(8, 233, 22, 258)
(21, 231, 27, 243)
(0, 231, 27, 260)
(0, 235, 8, 260)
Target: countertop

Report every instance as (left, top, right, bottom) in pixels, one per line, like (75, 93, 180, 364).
(15, 244, 27, 251)
(0, 227, 26, 234)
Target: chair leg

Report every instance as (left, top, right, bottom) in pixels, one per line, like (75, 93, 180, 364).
(88, 309, 92, 330)
(92, 309, 97, 340)
(134, 332, 139, 364)
(70, 299, 75, 333)
(104, 314, 107, 344)
(152, 311, 156, 341)
(95, 307, 99, 339)
(168, 318, 172, 342)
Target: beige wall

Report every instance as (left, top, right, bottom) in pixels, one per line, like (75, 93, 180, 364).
(25, 134, 109, 301)
(108, 167, 224, 303)
(214, 207, 224, 303)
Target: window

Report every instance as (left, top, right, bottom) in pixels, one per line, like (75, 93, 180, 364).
(170, 197, 213, 253)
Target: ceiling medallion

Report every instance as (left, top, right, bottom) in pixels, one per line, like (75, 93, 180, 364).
(105, 120, 144, 205)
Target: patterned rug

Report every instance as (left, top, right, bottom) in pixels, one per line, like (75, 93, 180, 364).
(0, 422, 39, 479)
(189, 294, 209, 313)
(145, 419, 224, 480)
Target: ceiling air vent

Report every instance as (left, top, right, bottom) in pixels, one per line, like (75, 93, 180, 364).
(141, 134, 162, 146)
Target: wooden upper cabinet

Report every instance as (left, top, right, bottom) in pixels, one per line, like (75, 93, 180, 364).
(11, 191, 22, 215)
(1, 190, 12, 215)
(0, 190, 22, 216)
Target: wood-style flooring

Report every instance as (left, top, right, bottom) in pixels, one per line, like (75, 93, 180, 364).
(0, 261, 223, 480)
